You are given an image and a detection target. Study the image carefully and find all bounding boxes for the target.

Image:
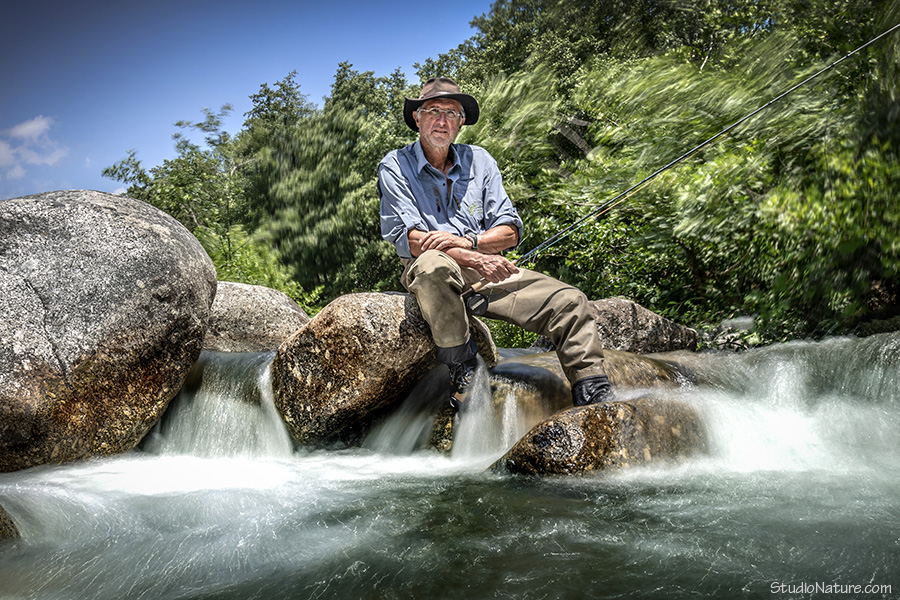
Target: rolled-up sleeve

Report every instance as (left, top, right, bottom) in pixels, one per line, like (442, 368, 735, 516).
(480, 152, 524, 245)
(378, 155, 425, 259)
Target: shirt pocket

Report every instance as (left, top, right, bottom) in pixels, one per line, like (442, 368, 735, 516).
(457, 190, 484, 224)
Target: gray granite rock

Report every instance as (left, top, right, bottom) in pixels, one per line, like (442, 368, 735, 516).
(533, 298, 698, 354)
(0, 503, 18, 540)
(203, 281, 310, 352)
(0, 190, 216, 472)
(590, 298, 698, 353)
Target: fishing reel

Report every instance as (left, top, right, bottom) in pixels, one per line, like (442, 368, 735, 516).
(462, 288, 489, 316)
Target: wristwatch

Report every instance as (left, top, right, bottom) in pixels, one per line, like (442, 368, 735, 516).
(467, 234, 479, 250)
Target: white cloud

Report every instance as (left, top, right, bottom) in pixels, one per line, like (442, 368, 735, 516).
(10, 115, 54, 141)
(0, 140, 14, 167)
(1, 115, 69, 180)
(18, 143, 67, 166)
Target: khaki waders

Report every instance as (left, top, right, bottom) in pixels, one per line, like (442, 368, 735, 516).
(402, 250, 607, 384)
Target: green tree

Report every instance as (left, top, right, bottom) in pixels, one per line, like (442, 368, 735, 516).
(103, 105, 313, 304)
(533, 9, 900, 338)
(238, 71, 318, 230)
(247, 65, 413, 299)
(103, 0, 900, 340)
(103, 105, 251, 234)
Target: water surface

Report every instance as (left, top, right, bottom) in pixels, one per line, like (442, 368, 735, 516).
(1, 337, 898, 599)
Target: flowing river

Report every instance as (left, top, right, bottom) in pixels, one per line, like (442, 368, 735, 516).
(1, 334, 899, 599)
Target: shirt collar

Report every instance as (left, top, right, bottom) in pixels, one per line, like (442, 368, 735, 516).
(414, 140, 461, 175)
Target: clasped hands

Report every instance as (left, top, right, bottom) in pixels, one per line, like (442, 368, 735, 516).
(418, 230, 518, 284)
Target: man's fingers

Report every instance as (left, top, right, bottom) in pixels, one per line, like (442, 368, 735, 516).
(420, 231, 459, 251)
(480, 256, 519, 283)
(420, 234, 441, 250)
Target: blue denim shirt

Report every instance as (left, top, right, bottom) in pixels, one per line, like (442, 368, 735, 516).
(378, 141, 524, 259)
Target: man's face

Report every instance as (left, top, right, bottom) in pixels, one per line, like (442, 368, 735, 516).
(414, 98, 465, 151)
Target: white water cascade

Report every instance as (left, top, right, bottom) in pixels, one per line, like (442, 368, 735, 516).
(1, 335, 898, 599)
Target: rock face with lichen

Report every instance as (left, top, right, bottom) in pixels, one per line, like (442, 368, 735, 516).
(203, 281, 310, 352)
(589, 298, 699, 353)
(534, 298, 698, 354)
(0, 190, 216, 472)
(271, 292, 496, 445)
(493, 395, 707, 475)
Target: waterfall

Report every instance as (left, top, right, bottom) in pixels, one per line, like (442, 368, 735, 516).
(668, 334, 900, 474)
(363, 357, 555, 463)
(124, 338, 900, 472)
(141, 351, 294, 459)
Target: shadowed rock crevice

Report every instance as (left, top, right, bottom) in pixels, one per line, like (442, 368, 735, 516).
(19, 273, 71, 384)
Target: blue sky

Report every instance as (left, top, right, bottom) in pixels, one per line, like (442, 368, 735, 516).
(0, 0, 492, 200)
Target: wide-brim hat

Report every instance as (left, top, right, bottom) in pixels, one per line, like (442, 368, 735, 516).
(403, 77, 480, 132)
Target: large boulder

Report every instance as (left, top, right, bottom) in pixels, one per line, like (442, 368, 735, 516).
(271, 292, 495, 445)
(493, 395, 707, 475)
(533, 298, 698, 354)
(203, 281, 310, 352)
(0, 190, 216, 472)
(591, 298, 698, 353)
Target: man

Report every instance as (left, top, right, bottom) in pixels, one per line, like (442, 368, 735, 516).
(378, 77, 612, 411)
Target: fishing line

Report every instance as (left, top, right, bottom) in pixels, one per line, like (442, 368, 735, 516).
(518, 20, 900, 265)
(463, 21, 900, 316)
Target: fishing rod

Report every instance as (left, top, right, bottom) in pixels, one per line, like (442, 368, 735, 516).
(463, 21, 900, 316)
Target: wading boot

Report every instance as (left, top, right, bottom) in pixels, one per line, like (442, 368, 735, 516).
(436, 337, 479, 412)
(448, 356, 478, 412)
(571, 374, 614, 406)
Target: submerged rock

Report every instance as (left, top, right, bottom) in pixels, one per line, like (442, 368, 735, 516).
(271, 292, 495, 445)
(493, 395, 707, 476)
(203, 281, 310, 352)
(0, 190, 216, 472)
(489, 354, 573, 422)
(0, 503, 18, 540)
(428, 403, 458, 454)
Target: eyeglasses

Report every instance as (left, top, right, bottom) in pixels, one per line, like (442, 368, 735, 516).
(416, 107, 464, 122)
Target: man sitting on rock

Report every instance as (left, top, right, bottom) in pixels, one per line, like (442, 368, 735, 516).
(378, 77, 613, 411)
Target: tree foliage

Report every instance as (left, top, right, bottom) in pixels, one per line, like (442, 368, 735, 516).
(105, 0, 900, 342)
